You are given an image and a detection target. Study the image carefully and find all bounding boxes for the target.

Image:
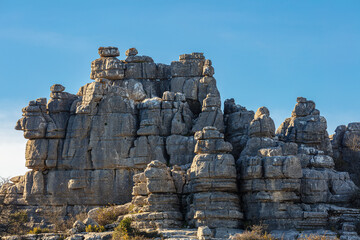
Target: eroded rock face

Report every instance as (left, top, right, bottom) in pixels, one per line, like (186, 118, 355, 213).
(128, 160, 184, 230)
(185, 127, 243, 229)
(331, 122, 360, 187)
(3, 47, 360, 238)
(239, 106, 359, 231)
(5, 47, 223, 209)
(224, 98, 254, 160)
(276, 97, 332, 155)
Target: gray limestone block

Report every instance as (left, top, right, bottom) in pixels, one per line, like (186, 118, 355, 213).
(122, 79, 147, 101)
(98, 46, 119, 57)
(171, 60, 204, 77)
(25, 139, 48, 170)
(89, 138, 134, 169)
(249, 108, 276, 138)
(124, 62, 156, 79)
(310, 155, 335, 169)
(292, 99, 316, 117)
(192, 109, 224, 133)
(190, 154, 237, 181)
(283, 156, 303, 178)
(194, 138, 233, 154)
(90, 113, 137, 139)
(239, 137, 278, 157)
(166, 135, 195, 166)
(239, 156, 263, 179)
(91, 57, 125, 80)
(198, 76, 220, 104)
(125, 55, 154, 63)
(125, 47, 138, 56)
(156, 63, 171, 79)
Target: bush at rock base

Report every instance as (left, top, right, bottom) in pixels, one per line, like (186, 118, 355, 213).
(94, 205, 129, 226)
(231, 225, 274, 240)
(0, 210, 29, 235)
(85, 225, 105, 232)
(28, 227, 50, 234)
(112, 217, 160, 240)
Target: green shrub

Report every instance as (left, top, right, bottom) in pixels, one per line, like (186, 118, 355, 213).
(28, 227, 50, 234)
(113, 217, 133, 240)
(85, 225, 106, 232)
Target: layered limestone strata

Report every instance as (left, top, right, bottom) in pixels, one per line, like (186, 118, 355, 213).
(2, 46, 360, 239)
(276, 97, 333, 155)
(185, 127, 243, 229)
(127, 160, 184, 230)
(331, 122, 360, 187)
(2, 47, 222, 208)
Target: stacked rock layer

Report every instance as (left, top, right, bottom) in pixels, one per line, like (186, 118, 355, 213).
(1, 47, 360, 238)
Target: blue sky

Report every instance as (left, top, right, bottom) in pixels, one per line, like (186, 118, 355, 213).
(1, 0, 360, 177)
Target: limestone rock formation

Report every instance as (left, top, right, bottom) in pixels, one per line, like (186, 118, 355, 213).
(276, 97, 333, 155)
(2, 46, 360, 239)
(127, 160, 183, 230)
(331, 122, 360, 187)
(2, 46, 223, 211)
(185, 126, 243, 229)
(224, 98, 254, 160)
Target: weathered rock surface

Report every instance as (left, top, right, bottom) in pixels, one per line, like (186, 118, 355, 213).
(276, 97, 333, 155)
(3, 47, 223, 210)
(331, 122, 360, 187)
(2, 47, 360, 239)
(126, 160, 183, 230)
(185, 127, 243, 229)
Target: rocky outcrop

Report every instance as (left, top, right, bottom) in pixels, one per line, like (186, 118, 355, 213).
(3, 47, 223, 213)
(127, 160, 184, 230)
(239, 105, 359, 232)
(185, 127, 243, 229)
(331, 122, 360, 187)
(3, 46, 360, 239)
(276, 97, 333, 155)
(224, 98, 254, 160)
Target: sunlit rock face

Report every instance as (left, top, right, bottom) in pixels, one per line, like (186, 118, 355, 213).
(8, 47, 223, 207)
(2, 47, 360, 239)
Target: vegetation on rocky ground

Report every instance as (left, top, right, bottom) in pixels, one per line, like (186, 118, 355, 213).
(28, 227, 50, 234)
(85, 224, 106, 232)
(0, 210, 29, 236)
(112, 217, 160, 240)
(93, 204, 130, 226)
(231, 225, 274, 240)
(231, 225, 339, 240)
(41, 208, 87, 233)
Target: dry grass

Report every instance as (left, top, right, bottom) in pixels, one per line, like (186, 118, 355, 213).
(93, 204, 129, 226)
(231, 225, 338, 240)
(0, 210, 29, 236)
(298, 234, 339, 240)
(231, 225, 274, 240)
(42, 207, 87, 233)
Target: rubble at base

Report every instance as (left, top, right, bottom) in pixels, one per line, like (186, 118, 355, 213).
(2, 47, 360, 240)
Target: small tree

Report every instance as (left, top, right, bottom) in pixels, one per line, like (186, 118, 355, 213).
(0, 176, 10, 187)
